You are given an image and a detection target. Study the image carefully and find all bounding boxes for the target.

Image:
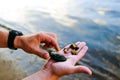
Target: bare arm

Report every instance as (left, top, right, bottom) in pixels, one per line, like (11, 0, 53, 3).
(0, 30, 92, 80)
(0, 30, 60, 59)
(0, 30, 60, 80)
(0, 30, 9, 47)
(23, 69, 58, 80)
(0, 30, 24, 49)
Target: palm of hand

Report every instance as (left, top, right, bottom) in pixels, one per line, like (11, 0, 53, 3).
(44, 42, 92, 77)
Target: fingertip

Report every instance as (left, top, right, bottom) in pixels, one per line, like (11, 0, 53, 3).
(55, 43, 60, 51)
(84, 46, 88, 50)
(89, 71, 92, 76)
(84, 67, 92, 75)
(76, 41, 81, 45)
(50, 37, 60, 51)
(78, 66, 92, 75)
(54, 43, 60, 51)
(56, 46, 60, 51)
(74, 66, 92, 76)
(43, 52, 50, 60)
(81, 42, 86, 45)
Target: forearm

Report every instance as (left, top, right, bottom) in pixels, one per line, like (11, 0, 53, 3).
(22, 69, 59, 80)
(0, 30, 21, 48)
(0, 30, 9, 47)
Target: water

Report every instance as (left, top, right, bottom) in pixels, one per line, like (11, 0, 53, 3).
(0, 0, 120, 80)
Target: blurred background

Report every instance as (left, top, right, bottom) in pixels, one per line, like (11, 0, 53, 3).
(0, 0, 120, 80)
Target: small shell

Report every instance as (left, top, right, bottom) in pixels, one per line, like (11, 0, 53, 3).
(71, 49, 78, 55)
(70, 44, 79, 50)
(63, 48, 67, 53)
(69, 44, 79, 55)
(63, 48, 71, 54)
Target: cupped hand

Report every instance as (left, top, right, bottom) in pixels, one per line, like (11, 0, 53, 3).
(44, 42, 92, 77)
(15, 32, 60, 59)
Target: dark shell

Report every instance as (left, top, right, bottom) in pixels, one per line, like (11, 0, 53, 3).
(50, 54, 67, 62)
(49, 51, 67, 62)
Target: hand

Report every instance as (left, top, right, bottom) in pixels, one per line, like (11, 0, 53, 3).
(14, 31, 60, 59)
(44, 42, 92, 78)
(22, 42, 92, 80)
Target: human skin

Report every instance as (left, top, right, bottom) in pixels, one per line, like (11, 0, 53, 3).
(0, 30, 92, 80)
(0, 30, 60, 59)
(23, 42, 92, 80)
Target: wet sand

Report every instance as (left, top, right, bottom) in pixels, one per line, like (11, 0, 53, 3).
(0, 49, 27, 80)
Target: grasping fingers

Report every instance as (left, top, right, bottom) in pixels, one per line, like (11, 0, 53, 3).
(40, 33, 60, 51)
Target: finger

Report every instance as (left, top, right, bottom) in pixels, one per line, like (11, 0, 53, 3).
(76, 41, 81, 45)
(45, 32, 57, 39)
(34, 48, 50, 59)
(76, 46, 88, 63)
(44, 45, 53, 48)
(50, 37, 60, 51)
(77, 42, 86, 52)
(44, 59, 55, 68)
(45, 32, 58, 48)
(73, 65, 92, 75)
(43, 43, 53, 48)
(40, 32, 60, 51)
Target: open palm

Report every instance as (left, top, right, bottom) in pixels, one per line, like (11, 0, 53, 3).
(44, 42, 92, 77)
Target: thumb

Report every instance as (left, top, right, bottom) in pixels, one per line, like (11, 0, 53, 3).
(73, 66, 92, 75)
(44, 59, 55, 69)
(34, 48, 50, 59)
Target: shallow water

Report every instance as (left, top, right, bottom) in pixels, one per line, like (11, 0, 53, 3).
(0, 0, 120, 80)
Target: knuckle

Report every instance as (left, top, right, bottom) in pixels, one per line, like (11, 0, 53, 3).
(36, 33, 41, 37)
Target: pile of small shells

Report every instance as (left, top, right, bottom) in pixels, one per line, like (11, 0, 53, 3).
(63, 44, 79, 55)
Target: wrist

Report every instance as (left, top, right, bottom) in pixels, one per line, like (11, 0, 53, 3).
(23, 68, 59, 80)
(41, 68, 59, 80)
(8, 30, 23, 50)
(14, 36, 22, 48)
